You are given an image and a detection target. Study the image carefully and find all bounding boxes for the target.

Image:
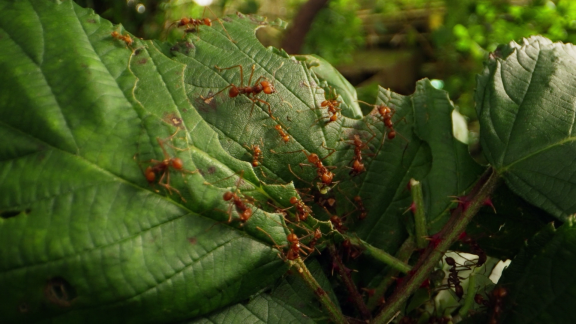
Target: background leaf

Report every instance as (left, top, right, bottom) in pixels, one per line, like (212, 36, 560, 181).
(476, 36, 576, 220)
(497, 221, 576, 324)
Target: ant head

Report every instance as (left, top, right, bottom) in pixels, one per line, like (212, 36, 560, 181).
(387, 130, 396, 139)
(289, 196, 299, 205)
(111, 31, 120, 38)
(321, 172, 334, 185)
(171, 158, 183, 170)
(353, 195, 362, 203)
(203, 18, 212, 26)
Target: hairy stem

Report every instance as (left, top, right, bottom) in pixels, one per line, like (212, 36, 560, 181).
(410, 179, 428, 249)
(367, 237, 417, 311)
(346, 236, 412, 273)
(373, 168, 500, 324)
(292, 258, 348, 324)
(329, 245, 371, 320)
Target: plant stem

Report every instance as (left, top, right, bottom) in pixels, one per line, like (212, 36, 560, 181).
(292, 258, 348, 324)
(373, 168, 500, 324)
(366, 237, 417, 311)
(458, 273, 477, 318)
(329, 245, 372, 320)
(410, 179, 428, 249)
(346, 236, 412, 273)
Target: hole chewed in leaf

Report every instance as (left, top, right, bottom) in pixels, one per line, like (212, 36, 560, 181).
(0, 209, 31, 219)
(44, 277, 77, 307)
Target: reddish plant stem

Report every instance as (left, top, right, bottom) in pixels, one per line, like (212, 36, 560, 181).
(373, 168, 500, 324)
(329, 245, 372, 320)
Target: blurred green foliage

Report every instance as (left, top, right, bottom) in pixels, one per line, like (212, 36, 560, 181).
(301, 0, 365, 65)
(74, 0, 576, 120)
(433, 0, 576, 118)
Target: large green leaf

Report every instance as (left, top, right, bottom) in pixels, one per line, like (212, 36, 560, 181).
(496, 222, 576, 324)
(0, 0, 487, 323)
(476, 36, 576, 220)
(0, 1, 290, 323)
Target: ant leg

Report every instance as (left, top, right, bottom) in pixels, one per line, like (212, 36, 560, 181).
(200, 84, 234, 102)
(204, 6, 235, 43)
(247, 64, 256, 88)
(253, 97, 273, 117)
(215, 65, 244, 87)
(320, 142, 336, 161)
(288, 164, 314, 187)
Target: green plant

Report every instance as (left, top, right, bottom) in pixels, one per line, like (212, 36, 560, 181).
(1, 1, 575, 323)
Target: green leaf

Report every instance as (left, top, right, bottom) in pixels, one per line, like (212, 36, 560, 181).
(186, 293, 315, 324)
(0, 1, 290, 323)
(476, 36, 576, 220)
(497, 221, 576, 324)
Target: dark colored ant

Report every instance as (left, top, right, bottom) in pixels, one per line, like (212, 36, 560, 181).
(201, 64, 282, 119)
(444, 256, 471, 301)
(139, 132, 196, 202)
(459, 233, 487, 267)
(169, 7, 234, 42)
(475, 286, 508, 324)
(245, 139, 264, 167)
(353, 196, 368, 220)
(289, 196, 312, 221)
(111, 31, 133, 47)
(323, 207, 348, 233)
(358, 100, 397, 139)
(307, 228, 322, 251)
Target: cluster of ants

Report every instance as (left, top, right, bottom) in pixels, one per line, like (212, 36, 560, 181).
(398, 233, 506, 324)
(113, 9, 508, 323)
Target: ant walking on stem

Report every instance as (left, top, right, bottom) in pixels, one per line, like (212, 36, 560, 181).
(201, 63, 287, 119)
(137, 130, 197, 202)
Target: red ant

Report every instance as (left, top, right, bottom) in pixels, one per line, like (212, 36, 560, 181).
(201, 64, 283, 119)
(257, 227, 314, 261)
(111, 31, 133, 47)
(274, 124, 290, 143)
(207, 171, 254, 224)
(309, 85, 341, 125)
(139, 131, 196, 202)
(223, 190, 252, 224)
(475, 286, 508, 324)
(459, 233, 487, 267)
(358, 100, 397, 139)
(280, 145, 337, 192)
(168, 7, 234, 42)
(289, 196, 312, 221)
(322, 207, 348, 233)
(245, 139, 264, 167)
(307, 228, 323, 251)
(345, 131, 376, 176)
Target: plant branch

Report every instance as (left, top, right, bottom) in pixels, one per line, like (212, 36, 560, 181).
(346, 236, 412, 273)
(329, 245, 371, 320)
(410, 179, 428, 249)
(373, 168, 500, 324)
(366, 237, 417, 311)
(291, 258, 348, 324)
